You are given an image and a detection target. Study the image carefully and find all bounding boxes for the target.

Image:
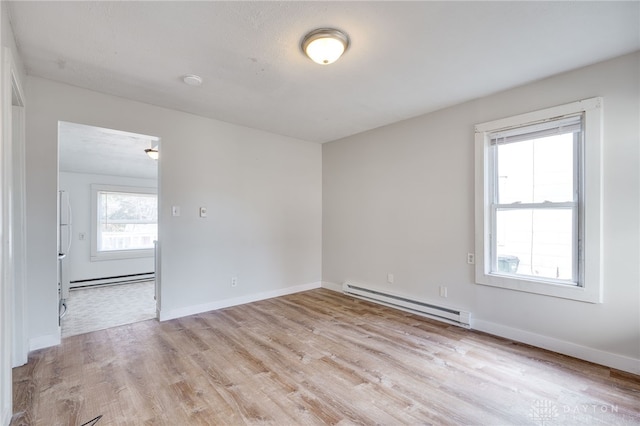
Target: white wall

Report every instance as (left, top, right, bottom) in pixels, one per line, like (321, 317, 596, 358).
(25, 76, 322, 348)
(59, 172, 156, 282)
(323, 52, 640, 373)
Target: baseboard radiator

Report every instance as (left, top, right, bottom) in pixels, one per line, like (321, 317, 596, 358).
(342, 281, 471, 328)
(70, 272, 155, 290)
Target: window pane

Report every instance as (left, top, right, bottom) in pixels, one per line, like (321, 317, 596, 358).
(495, 208, 574, 282)
(98, 191, 157, 252)
(497, 133, 575, 204)
(100, 192, 157, 223)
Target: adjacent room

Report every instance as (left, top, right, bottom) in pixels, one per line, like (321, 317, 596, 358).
(1, 1, 638, 425)
(57, 121, 159, 337)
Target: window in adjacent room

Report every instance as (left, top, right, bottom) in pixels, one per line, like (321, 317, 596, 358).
(91, 185, 157, 260)
(474, 98, 603, 303)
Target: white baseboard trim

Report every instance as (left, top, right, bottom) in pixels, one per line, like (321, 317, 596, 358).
(3, 407, 11, 426)
(29, 331, 61, 352)
(473, 319, 640, 375)
(159, 281, 322, 321)
(320, 281, 342, 292)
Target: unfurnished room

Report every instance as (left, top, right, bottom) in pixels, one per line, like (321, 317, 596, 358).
(0, 1, 639, 425)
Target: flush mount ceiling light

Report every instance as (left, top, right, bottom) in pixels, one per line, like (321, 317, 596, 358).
(182, 74, 203, 86)
(145, 147, 159, 160)
(301, 28, 349, 65)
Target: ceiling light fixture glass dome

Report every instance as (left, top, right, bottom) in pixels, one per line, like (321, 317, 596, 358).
(301, 28, 349, 65)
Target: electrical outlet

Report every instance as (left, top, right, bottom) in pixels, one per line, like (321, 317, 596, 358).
(439, 286, 448, 298)
(231, 277, 238, 287)
(78, 232, 85, 241)
(467, 253, 475, 264)
(387, 273, 394, 284)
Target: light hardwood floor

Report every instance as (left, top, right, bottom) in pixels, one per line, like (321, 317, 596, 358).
(12, 289, 640, 425)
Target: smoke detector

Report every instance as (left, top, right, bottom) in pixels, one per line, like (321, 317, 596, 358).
(182, 74, 203, 86)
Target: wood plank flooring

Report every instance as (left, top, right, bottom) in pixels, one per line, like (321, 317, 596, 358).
(11, 289, 640, 425)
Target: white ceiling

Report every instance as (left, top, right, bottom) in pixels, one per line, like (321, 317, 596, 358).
(59, 121, 158, 180)
(8, 1, 640, 144)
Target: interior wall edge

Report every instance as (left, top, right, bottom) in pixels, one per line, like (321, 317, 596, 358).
(159, 281, 322, 322)
(320, 281, 342, 292)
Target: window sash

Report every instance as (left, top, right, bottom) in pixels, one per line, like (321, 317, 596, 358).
(91, 184, 157, 261)
(97, 190, 157, 252)
(489, 115, 582, 145)
(487, 121, 582, 286)
(489, 203, 579, 285)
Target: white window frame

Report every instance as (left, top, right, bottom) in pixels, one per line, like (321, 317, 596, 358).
(91, 184, 157, 261)
(474, 98, 603, 303)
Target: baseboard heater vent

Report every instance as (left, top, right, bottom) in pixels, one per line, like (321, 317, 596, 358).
(343, 281, 471, 328)
(70, 272, 155, 290)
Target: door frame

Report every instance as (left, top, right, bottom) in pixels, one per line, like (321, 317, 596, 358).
(3, 48, 27, 367)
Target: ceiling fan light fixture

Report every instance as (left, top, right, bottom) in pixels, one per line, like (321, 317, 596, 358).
(145, 148, 159, 160)
(301, 28, 349, 65)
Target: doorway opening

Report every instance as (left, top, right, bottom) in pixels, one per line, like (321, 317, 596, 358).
(57, 121, 159, 337)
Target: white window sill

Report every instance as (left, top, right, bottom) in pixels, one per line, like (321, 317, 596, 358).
(475, 270, 602, 303)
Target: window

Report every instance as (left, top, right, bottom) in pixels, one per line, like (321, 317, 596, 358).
(91, 185, 157, 260)
(474, 98, 603, 302)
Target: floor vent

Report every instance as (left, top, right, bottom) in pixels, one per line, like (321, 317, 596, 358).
(343, 281, 471, 328)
